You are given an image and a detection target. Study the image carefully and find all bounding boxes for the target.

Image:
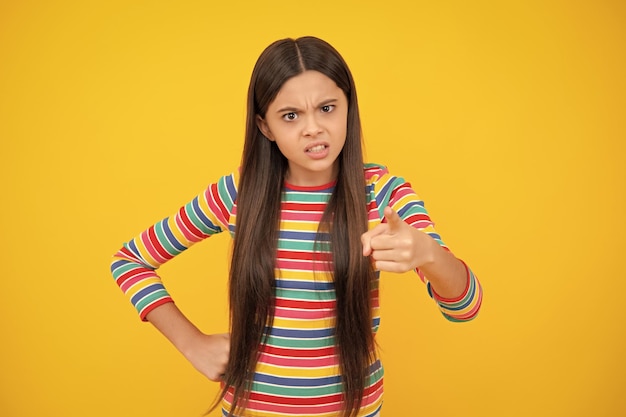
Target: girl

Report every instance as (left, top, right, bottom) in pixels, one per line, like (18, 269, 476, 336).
(110, 36, 482, 417)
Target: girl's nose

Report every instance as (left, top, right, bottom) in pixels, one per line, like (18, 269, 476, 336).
(302, 115, 323, 137)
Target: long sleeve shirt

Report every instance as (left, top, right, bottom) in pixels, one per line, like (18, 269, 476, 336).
(110, 163, 482, 416)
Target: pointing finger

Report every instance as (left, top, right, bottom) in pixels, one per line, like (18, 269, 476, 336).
(384, 206, 404, 231)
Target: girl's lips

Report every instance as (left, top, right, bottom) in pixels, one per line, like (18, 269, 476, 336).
(304, 141, 329, 152)
(306, 144, 327, 153)
(304, 142, 330, 160)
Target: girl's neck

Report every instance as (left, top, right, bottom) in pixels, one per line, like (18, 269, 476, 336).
(284, 164, 339, 188)
(283, 179, 337, 191)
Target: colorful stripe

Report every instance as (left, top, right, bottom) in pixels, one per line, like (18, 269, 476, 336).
(110, 164, 482, 416)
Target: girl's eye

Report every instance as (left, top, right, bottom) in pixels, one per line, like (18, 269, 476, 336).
(282, 112, 297, 121)
(321, 105, 335, 113)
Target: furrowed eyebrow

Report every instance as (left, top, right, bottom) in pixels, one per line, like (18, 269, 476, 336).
(275, 98, 339, 113)
(318, 98, 338, 107)
(276, 106, 299, 113)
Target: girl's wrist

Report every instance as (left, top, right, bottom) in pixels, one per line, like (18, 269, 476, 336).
(414, 231, 440, 270)
(176, 328, 207, 359)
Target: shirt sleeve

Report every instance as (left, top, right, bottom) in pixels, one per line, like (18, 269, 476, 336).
(365, 163, 482, 322)
(110, 172, 238, 320)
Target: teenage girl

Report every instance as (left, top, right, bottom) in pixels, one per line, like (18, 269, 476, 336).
(110, 36, 483, 417)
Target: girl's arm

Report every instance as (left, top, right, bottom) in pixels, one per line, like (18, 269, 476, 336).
(110, 173, 238, 379)
(361, 206, 481, 321)
(363, 165, 482, 321)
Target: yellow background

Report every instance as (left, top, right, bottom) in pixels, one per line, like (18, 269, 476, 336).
(1, 1, 624, 416)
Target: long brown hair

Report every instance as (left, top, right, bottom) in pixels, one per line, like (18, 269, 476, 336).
(220, 36, 376, 417)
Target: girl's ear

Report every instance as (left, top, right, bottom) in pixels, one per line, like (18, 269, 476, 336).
(255, 115, 274, 141)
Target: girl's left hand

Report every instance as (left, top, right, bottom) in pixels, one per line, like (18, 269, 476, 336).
(361, 206, 437, 273)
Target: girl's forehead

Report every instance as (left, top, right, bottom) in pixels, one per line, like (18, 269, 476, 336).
(272, 70, 343, 105)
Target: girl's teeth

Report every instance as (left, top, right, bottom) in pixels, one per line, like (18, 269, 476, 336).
(308, 145, 326, 152)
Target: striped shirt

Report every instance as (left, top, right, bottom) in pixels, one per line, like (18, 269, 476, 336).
(110, 164, 482, 416)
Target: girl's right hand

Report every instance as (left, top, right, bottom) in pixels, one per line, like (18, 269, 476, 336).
(145, 303, 231, 382)
(182, 333, 231, 382)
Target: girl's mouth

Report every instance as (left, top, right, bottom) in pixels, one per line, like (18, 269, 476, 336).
(306, 144, 327, 153)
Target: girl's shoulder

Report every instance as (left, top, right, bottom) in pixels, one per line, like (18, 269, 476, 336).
(364, 162, 391, 184)
(364, 162, 413, 197)
(216, 169, 240, 192)
(204, 170, 240, 210)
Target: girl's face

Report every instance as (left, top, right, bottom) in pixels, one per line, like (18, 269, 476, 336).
(256, 70, 348, 187)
